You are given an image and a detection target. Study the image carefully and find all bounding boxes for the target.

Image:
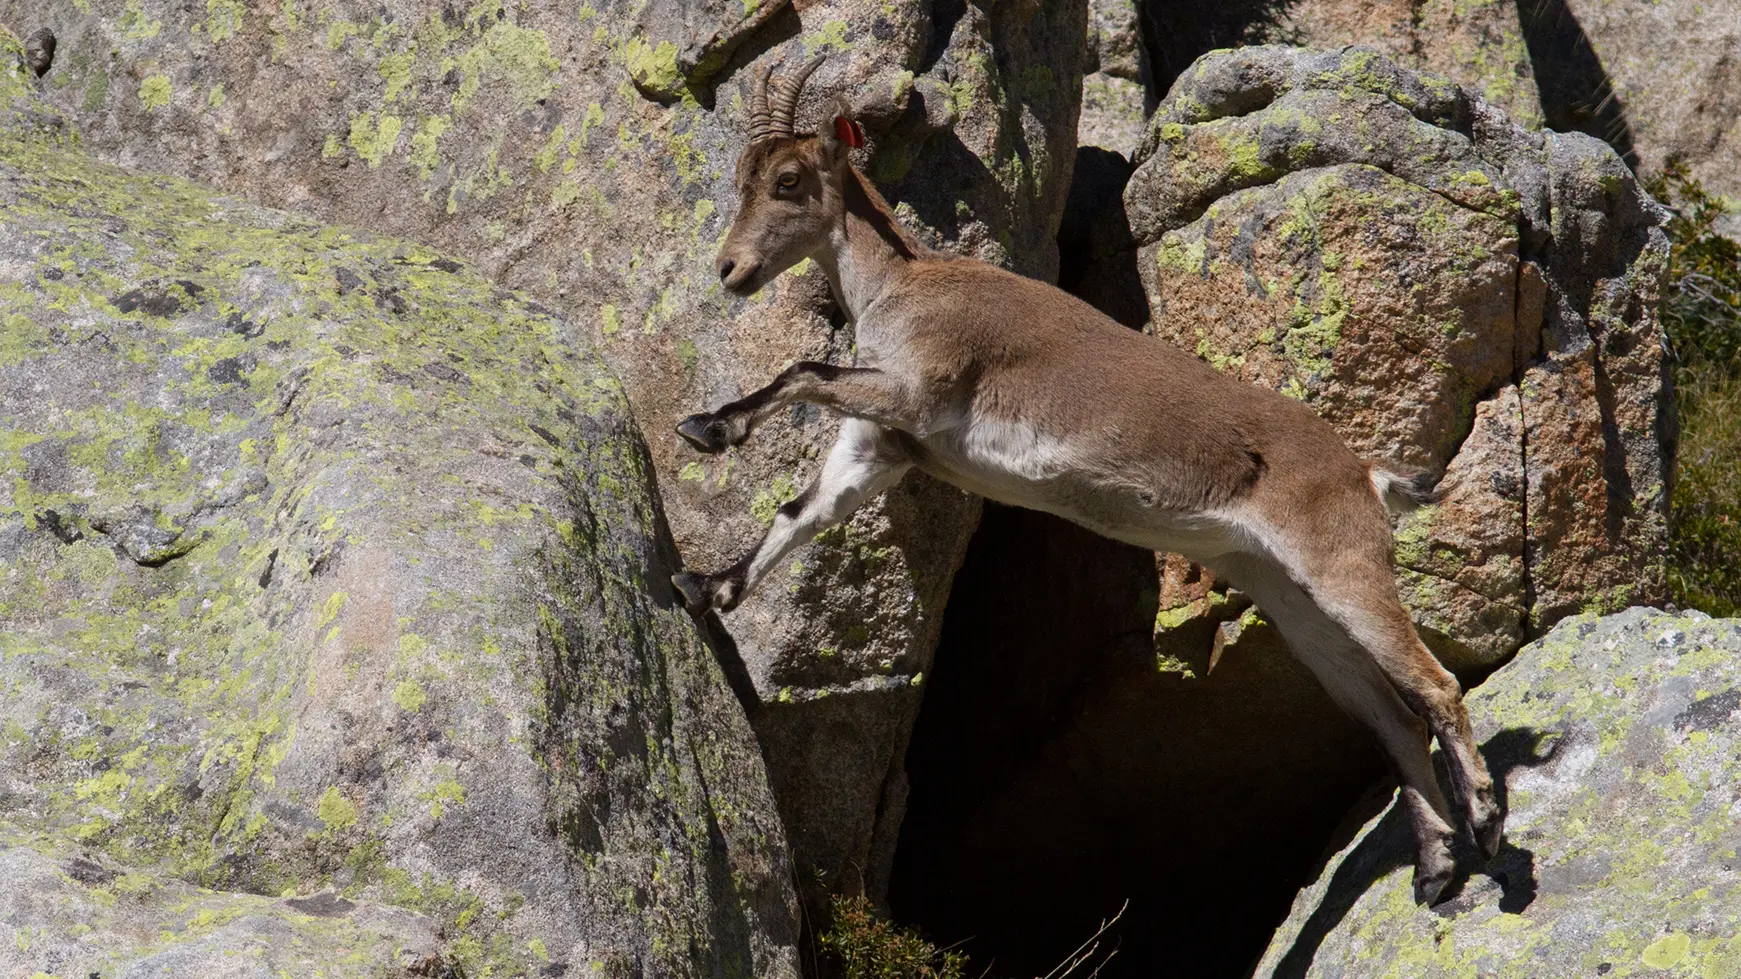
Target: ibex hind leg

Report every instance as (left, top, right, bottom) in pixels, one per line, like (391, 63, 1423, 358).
(1215, 553, 1459, 905)
(1316, 580, 1502, 859)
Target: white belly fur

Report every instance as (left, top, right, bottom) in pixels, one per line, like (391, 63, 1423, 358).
(914, 418, 1247, 561)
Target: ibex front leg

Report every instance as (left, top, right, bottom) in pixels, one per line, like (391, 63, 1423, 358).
(675, 363, 925, 454)
(673, 419, 912, 614)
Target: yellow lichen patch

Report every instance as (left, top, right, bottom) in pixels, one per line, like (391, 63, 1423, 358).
(378, 51, 417, 102)
(419, 776, 466, 819)
(204, 0, 247, 43)
(1642, 933, 1691, 969)
(621, 37, 682, 99)
(138, 74, 173, 111)
(346, 111, 404, 167)
(316, 786, 358, 831)
(445, 18, 559, 113)
(408, 114, 449, 178)
(392, 678, 428, 712)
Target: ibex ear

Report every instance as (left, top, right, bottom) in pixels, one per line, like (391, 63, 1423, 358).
(820, 98, 864, 162)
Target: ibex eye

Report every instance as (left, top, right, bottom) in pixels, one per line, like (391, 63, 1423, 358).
(777, 173, 800, 189)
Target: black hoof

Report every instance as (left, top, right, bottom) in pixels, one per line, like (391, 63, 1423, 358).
(671, 571, 714, 613)
(676, 414, 731, 454)
(1413, 869, 1451, 907)
(1476, 816, 1504, 860)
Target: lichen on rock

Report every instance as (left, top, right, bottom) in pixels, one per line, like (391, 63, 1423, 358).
(1125, 45, 1671, 670)
(0, 0, 1090, 918)
(0, 51, 796, 976)
(1256, 608, 1741, 978)
(0, 838, 443, 979)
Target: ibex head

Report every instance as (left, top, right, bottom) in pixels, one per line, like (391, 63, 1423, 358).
(716, 56, 865, 296)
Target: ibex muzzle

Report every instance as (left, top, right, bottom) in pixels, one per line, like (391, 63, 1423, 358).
(673, 56, 1501, 908)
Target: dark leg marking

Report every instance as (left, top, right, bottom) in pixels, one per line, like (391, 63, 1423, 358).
(672, 551, 755, 614)
(675, 363, 887, 454)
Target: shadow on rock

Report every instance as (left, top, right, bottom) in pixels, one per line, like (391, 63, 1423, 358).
(1264, 726, 1558, 978)
(1515, 0, 1637, 167)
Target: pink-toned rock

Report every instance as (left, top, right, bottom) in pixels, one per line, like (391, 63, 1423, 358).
(1394, 388, 1528, 670)
(1267, 0, 1542, 126)
(1126, 46, 1670, 666)
(1542, 0, 1741, 236)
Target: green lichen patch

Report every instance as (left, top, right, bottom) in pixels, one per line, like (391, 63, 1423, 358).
(0, 834, 441, 977)
(1258, 609, 1741, 978)
(622, 35, 683, 101)
(138, 73, 172, 111)
(0, 127, 794, 976)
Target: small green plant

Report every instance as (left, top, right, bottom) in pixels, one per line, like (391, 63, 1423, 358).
(815, 896, 1125, 979)
(1646, 161, 1741, 615)
(818, 895, 967, 979)
(1645, 161, 1741, 370)
(1668, 369, 1741, 616)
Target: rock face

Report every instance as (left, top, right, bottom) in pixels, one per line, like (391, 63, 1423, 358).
(1077, 0, 1544, 166)
(1257, 608, 1741, 978)
(1547, 0, 1741, 237)
(1124, 0, 1539, 129)
(1261, 0, 1543, 126)
(0, 0, 1089, 914)
(1131, 0, 1737, 235)
(1080, 0, 1149, 156)
(1125, 45, 1671, 670)
(1, 842, 442, 979)
(0, 42, 796, 978)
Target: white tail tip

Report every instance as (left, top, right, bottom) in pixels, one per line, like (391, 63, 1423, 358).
(1369, 464, 1442, 515)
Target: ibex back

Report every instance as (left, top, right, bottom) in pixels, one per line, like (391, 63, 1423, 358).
(671, 57, 1501, 905)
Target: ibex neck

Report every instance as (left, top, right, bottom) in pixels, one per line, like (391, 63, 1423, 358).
(817, 167, 921, 322)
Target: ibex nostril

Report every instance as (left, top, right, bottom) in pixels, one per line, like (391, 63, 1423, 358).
(719, 259, 736, 282)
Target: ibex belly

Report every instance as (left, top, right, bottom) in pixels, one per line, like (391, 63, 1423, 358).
(912, 417, 1246, 561)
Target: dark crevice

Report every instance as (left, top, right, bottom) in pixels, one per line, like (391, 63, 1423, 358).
(1515, 0, 1638, 168)
(1512, 256, 1540, 650)
(1590, 354, 1636, 542)
(888, 504, 1385, 978)
(1055, 147, 1148, 329)
(918, 0, 967, 75)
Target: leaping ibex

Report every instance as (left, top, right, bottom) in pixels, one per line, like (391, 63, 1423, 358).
(671, 56, 1501, 905)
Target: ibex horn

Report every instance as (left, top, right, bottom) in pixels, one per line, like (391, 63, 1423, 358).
(747, 62, 777, 143)
(757, 55, 825, 142)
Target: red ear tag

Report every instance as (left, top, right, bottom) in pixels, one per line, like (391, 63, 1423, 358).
(834, 116, 865, 149)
